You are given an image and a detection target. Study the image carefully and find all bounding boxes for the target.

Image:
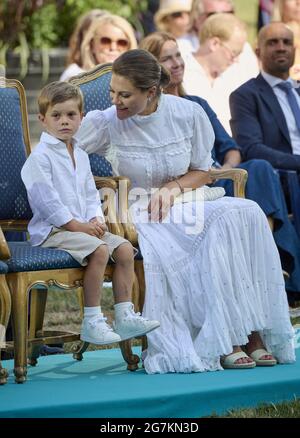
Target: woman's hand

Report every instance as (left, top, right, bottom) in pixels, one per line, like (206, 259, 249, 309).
(148, 188, 176, 222)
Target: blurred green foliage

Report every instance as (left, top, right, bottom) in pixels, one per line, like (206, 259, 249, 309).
(0, 0, 147, 51)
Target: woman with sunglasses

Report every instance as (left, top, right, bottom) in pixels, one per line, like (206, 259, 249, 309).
(61, 14, 137, 81)
(77, 48, 295, 373)
(60, 9, 107, 82)
(81, 14, 137, 71)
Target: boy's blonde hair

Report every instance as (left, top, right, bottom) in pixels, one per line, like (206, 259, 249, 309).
(38, 81, 83, 116)
(200, 12, 245, 43)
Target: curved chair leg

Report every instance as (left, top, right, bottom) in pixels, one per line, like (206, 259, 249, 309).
(0, 275, 11, 385)
(135, 260, 147, 354)
(119, 340, 140, 371)
(72, 341, 90, 360)
(28, 288, 48, 366)
(7, 274, 28, 383)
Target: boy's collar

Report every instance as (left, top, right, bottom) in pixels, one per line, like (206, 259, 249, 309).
(40, 131, 79, 148)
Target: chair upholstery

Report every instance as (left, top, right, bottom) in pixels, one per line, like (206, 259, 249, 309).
(0, 77, 139, 383)
(0, 87, 32, 221)
(7, 242, 81, 272)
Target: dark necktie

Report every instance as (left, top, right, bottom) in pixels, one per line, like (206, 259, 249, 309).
(277, 81, 300, 133)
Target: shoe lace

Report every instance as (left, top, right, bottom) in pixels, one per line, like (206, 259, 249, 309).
(124, 304, 148, 321)
(89, 315, 113, 331)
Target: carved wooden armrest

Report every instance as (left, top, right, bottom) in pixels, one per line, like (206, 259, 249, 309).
(0, 226, 11, 260)
(112, 177, 138, 246)
(94, 176, 124, 237)
(0, 219, 29, 232)
(93, 176, 117, 190)
(209, 168, 248, 198)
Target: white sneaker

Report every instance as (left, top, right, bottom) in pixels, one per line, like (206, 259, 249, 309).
(80, 316, 121, 345)
(113, 304, 160, 341)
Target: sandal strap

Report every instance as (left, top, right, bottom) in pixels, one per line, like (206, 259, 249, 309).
(222, 351, 252, 365)
(249, 349, 272, 361)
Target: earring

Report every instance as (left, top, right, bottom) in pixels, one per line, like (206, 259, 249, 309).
(147, 96, 151, 105)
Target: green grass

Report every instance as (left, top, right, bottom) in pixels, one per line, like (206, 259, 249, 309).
(211, 398, 300, 418)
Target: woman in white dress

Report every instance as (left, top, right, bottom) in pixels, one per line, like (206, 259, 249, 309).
(77, 49, 295, 374)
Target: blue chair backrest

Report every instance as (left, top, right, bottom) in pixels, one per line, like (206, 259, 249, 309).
(0, 83, 32, 220)
(70, 65, 113, 177)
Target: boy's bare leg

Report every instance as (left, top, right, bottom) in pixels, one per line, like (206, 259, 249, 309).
(83, 245, 109, 306)
(112, 243, 135, 303)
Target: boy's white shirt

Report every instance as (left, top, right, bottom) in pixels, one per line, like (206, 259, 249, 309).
(21, 131, 104, 246)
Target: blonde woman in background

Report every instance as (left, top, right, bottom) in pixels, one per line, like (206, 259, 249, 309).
(272, 0, 300, 79)
(80, 14, 137, 71)
(60, 9, 107, 81)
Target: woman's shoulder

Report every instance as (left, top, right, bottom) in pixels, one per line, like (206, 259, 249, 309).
(164, 93, 200, 111)
(164, 94, 208, 119)
(84, 105, 116, 124)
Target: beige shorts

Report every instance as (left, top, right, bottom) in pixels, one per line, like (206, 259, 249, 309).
(41, 227, 130, 266)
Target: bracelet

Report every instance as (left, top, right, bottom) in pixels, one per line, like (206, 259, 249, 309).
(174, 178, 184, 194)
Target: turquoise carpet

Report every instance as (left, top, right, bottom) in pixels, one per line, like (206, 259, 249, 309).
(1, 344, 300, 418)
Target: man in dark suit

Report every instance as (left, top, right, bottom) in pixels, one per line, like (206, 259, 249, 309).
(230, 22, 300, 171)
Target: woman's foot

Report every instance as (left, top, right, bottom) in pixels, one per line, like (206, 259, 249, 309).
(246, 332, 277, 366)
(221, 346, 256, 369)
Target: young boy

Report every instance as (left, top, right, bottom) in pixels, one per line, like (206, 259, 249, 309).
(21, 81, 160, 345)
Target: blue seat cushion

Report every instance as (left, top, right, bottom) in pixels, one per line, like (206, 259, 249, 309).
(6, 242, 81, 273)
(0, 260, 8, 274)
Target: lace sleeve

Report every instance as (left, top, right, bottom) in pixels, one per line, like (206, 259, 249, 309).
(77, 109, 112, 156)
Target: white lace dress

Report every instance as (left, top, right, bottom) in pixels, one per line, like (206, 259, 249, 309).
(77, 94, 295, 373)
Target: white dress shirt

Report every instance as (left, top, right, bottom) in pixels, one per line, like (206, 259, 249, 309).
(261, 71, 300, 155)
(21, 132, 103, 246)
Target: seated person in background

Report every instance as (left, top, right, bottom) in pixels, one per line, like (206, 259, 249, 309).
(154, 0, 192, 39)
(21, 81, 159, 346)
(140, 30, 300, 299)
(178, 0, 259, 112)
(182, 12, 251, 133)
(76, 48, 295, 374)
(272, 0, 300, 80)
(80, 14, 137, 72)
(60, 9, 107, 82)
(258, 0, 274, 31)
(230, 22, 300, 171)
